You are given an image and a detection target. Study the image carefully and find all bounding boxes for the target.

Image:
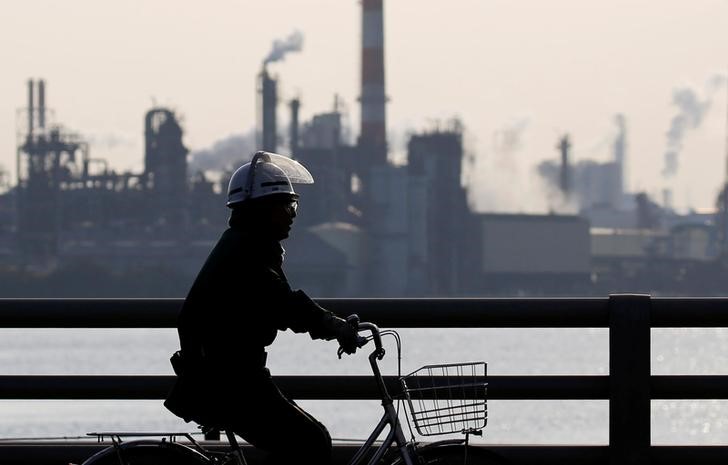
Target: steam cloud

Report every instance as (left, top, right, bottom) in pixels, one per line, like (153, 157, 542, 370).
(264, 30, 304, 65)
(468, 116, 559, 214)
(492, 117, 530, 155)
(662, 74, 726, 177)
(87, 132, 137, 150)
(188, 131, 256, 173)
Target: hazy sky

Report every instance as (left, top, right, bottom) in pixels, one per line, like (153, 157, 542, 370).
(1, 0, 727, 212)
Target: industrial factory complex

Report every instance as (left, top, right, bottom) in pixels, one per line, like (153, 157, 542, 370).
(1, 0, 727, 297)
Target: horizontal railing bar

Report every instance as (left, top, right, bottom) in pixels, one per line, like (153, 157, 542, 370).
(0, 375, 605, 400)
(649, 446, 728, 464)
(324, 298, 611, 327)
(1, 375, 726, 400)
(2, 443, 728, 465)
(0, 298, 611, 328)
(0, 443, 611, 465)
(2, 297, 728, 329)
(650, 298, 728, 327)
(0, 298, 181, 328)
(651, 375, 728, 399)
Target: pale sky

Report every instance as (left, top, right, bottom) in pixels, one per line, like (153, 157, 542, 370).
(1, 0, 727, 212)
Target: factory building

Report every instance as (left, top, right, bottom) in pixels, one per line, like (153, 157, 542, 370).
(143, 108, 189, 229)
(3, 0, 726, 298)
(11, 80, 222, 286)
(406, 126, 469, 295)
(461, 214, 592, 295)
(288, 102, 366, 295)
(293, 106, 358, 227)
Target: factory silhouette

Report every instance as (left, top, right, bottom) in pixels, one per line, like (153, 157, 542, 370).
(2, 0, 728, 298)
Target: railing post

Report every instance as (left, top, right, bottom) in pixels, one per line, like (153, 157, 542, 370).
(609, 294, 651, 465)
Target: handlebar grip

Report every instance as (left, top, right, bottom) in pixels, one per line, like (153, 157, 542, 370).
(346, 314, 360, 328)
(337, 319, 381, 359)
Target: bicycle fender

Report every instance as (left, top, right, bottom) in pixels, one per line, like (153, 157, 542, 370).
(81, 439, 211, 465)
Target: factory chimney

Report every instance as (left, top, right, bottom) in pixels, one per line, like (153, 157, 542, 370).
(38, 79, 46, 129)
(558, 134, 571, 195)
(358, 0, 387, 164)
(289, 98, 300, 154)
(258, 66, 278, 152)
(27, 79, 34, 134)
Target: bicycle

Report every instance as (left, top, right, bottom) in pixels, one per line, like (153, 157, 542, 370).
(80, 317, 507, 465)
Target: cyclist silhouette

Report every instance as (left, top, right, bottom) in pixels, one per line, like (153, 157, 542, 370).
(165, 151, 359, 465)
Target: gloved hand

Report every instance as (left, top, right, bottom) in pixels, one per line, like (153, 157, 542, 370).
(334, 316, 359, 355)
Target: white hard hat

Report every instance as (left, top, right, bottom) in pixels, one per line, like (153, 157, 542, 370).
(227, 151, 314, 207)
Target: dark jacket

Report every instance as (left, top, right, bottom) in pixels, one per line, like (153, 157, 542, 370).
(165, 225, 338, 424)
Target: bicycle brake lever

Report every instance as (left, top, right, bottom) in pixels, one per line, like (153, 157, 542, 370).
(339, 337, 367, 359)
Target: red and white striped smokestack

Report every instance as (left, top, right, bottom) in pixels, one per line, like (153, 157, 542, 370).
(360, 0, 387, 164)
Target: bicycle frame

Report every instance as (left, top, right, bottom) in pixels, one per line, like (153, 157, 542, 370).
(346, 322, 415, 465)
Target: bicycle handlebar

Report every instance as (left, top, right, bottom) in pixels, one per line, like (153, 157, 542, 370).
(357, 321, 384, 356)
(336, 314, 385, 360)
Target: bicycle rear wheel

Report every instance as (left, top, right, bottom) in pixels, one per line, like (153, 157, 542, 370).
(81, 440, 211, 465)
(387, 443, 509, 465)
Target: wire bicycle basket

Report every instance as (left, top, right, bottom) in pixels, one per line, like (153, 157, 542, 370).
(400, 362, 487, 436)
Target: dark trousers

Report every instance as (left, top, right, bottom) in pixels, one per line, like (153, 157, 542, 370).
(228, 369, 332, 465)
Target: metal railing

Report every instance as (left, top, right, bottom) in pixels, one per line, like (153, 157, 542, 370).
(1, 295, 727, 464)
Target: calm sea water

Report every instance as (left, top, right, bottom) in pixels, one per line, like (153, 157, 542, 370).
(1, 328, 727, 445)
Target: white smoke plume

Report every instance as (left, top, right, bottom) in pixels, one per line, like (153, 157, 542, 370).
(263, 30, 304, 65)
(492, 117, 530, 155)
(467, 116, 558, 214)
(86, 132, 137, 150)
(663, 74, 726, 177)
(486, 117, 531, 178)
(188, 130, 256, 173)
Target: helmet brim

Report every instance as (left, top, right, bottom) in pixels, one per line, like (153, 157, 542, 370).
(254, 151, 314, 184)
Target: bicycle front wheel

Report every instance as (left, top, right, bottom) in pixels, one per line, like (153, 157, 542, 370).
(388, 443, 509, 465)
(81, 440, 211, 465)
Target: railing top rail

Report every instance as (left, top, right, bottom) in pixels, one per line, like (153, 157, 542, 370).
(1, 296, 728, 328)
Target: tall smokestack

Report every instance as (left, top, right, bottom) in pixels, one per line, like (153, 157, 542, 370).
(289, 98, 300, 154)
(258, 66, 277, 152)
(558, 134, 571, 195)
(359, 0, 387, 164)
(38, 79, 46, 129)
(27, 79, 34, 135)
